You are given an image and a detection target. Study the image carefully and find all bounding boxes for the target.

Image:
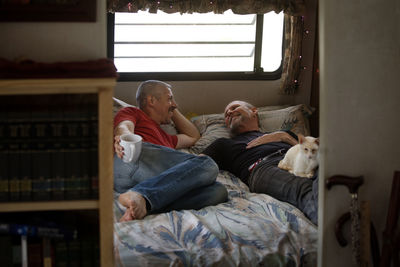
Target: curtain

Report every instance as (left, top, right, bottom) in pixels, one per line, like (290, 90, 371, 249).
(280, 14, 304, 94)
(107, 0, 305, 94)
(107, 0, 305, 16)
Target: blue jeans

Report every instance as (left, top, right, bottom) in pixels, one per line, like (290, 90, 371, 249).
(114, 142, 228, 213)
(248, 153, 318, 225)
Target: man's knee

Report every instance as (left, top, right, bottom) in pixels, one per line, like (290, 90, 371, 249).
(215, 182, 228, 203)
(201, 156, 219, 181)
(198, 155, 219, 182)
(206, 182, 228, 206)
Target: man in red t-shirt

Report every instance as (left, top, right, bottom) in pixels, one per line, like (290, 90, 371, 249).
(113, 80, 227, 221)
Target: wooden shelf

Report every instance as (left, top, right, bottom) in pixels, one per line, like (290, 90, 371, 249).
(0, 77, 115, 267)
(0, 200, 99, 212)
(0, 78, 116, 95)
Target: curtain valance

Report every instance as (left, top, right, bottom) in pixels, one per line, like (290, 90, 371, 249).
(107, 0, 305, 16)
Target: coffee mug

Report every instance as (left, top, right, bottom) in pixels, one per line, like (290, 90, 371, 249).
(120, 133, 143, 163)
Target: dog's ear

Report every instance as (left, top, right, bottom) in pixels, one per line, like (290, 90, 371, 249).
(315, 137, 319, 145)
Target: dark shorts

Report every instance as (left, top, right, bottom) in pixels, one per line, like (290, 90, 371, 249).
(248, 152, 318, 225)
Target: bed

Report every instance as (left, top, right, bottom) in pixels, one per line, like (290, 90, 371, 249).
(112, 99, 318, 266)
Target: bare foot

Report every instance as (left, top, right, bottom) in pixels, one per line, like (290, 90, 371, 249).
(118, 191, 147, 220)
(119, 207, 134, 222)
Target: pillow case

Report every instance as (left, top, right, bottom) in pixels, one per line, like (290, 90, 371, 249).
(258, 104, 314, 136)
(188, 104, 314, 154)
(113, 97, 133, 117)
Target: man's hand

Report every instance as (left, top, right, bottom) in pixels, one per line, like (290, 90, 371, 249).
(246, 131, 298, 149)
(114, 120, 135, 158)
(114, 135, 124, 159)
(172, 109, 201, 149)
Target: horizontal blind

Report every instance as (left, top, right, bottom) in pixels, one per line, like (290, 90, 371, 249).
(113, 10, 283, 73)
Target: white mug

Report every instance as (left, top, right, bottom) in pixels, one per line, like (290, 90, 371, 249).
(120, 133, 143, 163)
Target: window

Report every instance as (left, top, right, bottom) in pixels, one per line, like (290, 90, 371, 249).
(107, 10, 284, 80)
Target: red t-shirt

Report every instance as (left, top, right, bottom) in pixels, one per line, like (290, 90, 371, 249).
(114, 107, 178, 149)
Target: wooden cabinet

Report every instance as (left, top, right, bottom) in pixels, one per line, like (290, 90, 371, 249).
(0, 78, 115, 266)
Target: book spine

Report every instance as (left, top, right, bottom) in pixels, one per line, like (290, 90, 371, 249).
(19, 118, 32, 201)
(0, 96, 9, 201)
(31, 99, 51, 201)
(54, 240, 68, 267)
(10, 235, 22, 267)
(31, 127, 51, 201)
(90, 107, 99, 200)
(63, 119, 81, 200)
(8, 141, 20, 202)
(80, 237, 94, 267)
(7, 98, 22, 202)
(27, 238, 43, 267)
(6, 95, 35, 202)
(42, 237, 53, 267)
(21, 235, 28, 267)
(49, 94, 66, 201)
(67, 239, 80, 267)
(80, 121, 91, 200)
(63, 94, 84, 200)
(0, 235, 13, 266)
(0, 125, 9, 201)
(80, 94, 96, 200)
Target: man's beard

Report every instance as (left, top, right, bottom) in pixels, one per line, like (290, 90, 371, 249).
(228, 116, 243, 137)
(161, 107, 175, 124)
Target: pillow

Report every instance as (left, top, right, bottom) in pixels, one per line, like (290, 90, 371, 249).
(187, 104, 314, 154)
(258, 104, 314, 136)
(113, 97, 133, 117)
(188, 114, 230, 154)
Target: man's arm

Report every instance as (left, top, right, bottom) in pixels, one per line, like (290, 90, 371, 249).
(114, 120, 135, 158)
(246, 131, 298, 149)
(171, 109, 200, 149)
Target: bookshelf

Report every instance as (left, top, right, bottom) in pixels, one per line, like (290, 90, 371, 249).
(0, 78, 115, 266)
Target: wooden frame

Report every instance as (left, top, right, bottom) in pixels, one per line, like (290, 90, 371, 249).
(0, 0, 96, 22)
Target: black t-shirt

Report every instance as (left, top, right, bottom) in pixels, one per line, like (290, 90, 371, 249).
(202, 130, 297, 184)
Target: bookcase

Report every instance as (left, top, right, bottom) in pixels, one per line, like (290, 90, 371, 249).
(0, 78, 115, 266)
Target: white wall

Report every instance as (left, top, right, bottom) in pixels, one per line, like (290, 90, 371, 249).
(319, 0, 400, 266)
(115, 80, 298, 115)
(0, 1, 107, 62)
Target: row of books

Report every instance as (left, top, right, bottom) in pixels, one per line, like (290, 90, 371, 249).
(0, 94, 100, 202)
(0, 223, 99, 267)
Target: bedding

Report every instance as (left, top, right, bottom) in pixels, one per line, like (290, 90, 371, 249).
(112, 98, 318, 266)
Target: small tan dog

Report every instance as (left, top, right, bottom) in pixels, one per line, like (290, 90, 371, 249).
(278, 134, 319, 178)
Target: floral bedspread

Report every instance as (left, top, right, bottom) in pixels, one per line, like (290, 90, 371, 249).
(113, 171, 318, 267)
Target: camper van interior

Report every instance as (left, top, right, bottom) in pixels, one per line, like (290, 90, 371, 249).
(0, 0, 399, 266)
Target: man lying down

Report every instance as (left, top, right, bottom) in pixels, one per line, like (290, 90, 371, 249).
(201, 100, 318, 225)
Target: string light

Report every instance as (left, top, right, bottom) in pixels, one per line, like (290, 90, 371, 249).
(291, 15, 314, 90)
